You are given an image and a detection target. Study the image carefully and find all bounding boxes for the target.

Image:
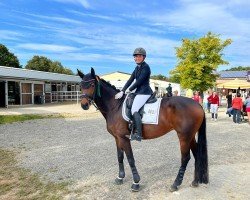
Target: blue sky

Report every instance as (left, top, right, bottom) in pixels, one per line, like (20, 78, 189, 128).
(1, 0, 250, 76)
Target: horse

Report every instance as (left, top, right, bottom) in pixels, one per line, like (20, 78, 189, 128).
(78, 68, 208, 192)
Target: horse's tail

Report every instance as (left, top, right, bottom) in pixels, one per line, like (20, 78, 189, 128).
(195, 113, 209, 184)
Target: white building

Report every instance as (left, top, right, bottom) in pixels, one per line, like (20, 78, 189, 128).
(100, 71, 181, 97)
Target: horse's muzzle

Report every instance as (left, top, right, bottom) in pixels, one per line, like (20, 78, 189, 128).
(81, 103, 89, 110)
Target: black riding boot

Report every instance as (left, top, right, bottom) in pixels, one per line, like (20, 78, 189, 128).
(130, 112, 142, 142)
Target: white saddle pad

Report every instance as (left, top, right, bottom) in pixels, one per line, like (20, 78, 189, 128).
(122, 95, 162, 125)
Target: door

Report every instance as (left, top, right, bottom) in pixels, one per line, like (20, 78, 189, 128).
(0, 81, 6, 107)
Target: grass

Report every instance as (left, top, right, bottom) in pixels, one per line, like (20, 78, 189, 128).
(0, 148, 71, 200)
(0, 114, 66, 125)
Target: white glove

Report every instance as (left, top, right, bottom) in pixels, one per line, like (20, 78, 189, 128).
(115, 91, 124, 99)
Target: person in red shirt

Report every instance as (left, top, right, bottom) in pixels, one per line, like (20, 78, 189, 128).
(232, 93, 243, 124)
(207, 91, 220, 121)
(192, 91, 202, 104)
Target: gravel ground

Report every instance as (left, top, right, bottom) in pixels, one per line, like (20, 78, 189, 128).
(0, 110, 249, 200)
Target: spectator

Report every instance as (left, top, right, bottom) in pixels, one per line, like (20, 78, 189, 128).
(244, 93, 250, 124)
(173, 90, 179, 96)
(203, 91, 209, 113)
(232, 93, 243, 124)
(192, 91, 202, 105)
(226, 91, 233, 117)
(207, 91, 219, 121)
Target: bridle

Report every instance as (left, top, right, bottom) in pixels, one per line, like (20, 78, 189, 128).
(80, 78, 101, 110)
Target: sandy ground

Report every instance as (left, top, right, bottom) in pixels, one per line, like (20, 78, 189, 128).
(0, 104, 249, 200)
(0, 102, 101, 118)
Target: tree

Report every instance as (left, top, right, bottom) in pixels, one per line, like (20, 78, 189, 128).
(25, 56, 73, 75)
(225, 66, 250, 71)
(170, 32, 232, 92)
(0, 44, 21, 68)
(169, 69, 180, 83)
(150, 74, 169, 81)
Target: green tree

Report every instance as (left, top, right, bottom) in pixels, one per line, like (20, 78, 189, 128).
(225, 66, 250, 71)
(150, 74, 169, 81)
(170, 32, 232, 92)
(25, 56, 73, 75)
(0, 44, 21, 68)
(169, 69, 180, 83)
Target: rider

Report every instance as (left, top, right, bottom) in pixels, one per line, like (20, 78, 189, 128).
(166, 83, 172, 97)
(115, 47, 153, 141)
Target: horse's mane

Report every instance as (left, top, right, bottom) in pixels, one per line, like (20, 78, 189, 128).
(99, 78, 124, 109)
(100, 78, 120, 92)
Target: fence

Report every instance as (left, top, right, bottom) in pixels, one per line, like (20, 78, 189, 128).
(45, 91, 81, 104)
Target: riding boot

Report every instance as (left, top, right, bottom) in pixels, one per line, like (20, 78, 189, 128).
(130, 112, 142, 142)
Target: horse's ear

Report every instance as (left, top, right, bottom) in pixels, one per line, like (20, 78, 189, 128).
(77, 69, 84, 79)
(91, 67, 95, 77)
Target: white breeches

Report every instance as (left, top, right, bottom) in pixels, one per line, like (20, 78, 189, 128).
(131, 94, 151, 115)
(210, 104, 218, 114)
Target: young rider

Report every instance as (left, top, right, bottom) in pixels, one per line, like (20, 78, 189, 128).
(115, 47, 153, 141)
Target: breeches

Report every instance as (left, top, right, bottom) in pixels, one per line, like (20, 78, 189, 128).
(131, 94, 150, 115)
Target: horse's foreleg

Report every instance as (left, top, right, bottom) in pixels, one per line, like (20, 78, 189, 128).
(115, 144, 125, 185)
(124, 140, 140, 192)
(170, 139, 191, 192)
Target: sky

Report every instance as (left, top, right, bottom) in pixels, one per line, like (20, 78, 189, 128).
(1, 0, 250, 76)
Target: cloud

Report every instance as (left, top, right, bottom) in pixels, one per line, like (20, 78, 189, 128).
(68, 10, 123, 22)
(16, 43, 79, 52)
(52, 0, 90, 9)
(0, 30, 23, 40)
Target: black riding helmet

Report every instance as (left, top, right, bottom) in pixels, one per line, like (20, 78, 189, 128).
(133, 47, 146, 57)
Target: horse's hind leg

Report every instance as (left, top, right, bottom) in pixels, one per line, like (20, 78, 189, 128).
(170, 138, 191, 192)
(190, 138, 199, 187)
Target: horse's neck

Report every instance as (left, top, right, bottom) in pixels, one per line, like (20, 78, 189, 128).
(94, 83, 119, 119)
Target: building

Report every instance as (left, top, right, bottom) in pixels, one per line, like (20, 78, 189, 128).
(100, 71, 181, 97)
(216, 70, 250, 100)
(217, 71, 248, 84)
(0, 66, 81, 108)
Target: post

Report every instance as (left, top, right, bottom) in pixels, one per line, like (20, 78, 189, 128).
(31, 83, 34, 104)
(76, 91, 79, 104)
(20, 82, 22, 105)
(5, 81, 8, 108)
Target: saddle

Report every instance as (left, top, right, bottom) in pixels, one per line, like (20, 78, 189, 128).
(125, 92, 157, 119)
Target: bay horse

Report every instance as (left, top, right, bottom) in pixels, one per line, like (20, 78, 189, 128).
(78, 68, 208, 192)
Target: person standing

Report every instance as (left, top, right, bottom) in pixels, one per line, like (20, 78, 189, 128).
(232, 93, 243, 124)
(203, 91, 209, 112)
(244, 93, 250, 124)
(192, 91, 202, 105)
(207, 91, 219, 121)
(173, 90, 179, 96)
(226, 91, 233, 117)
(115, 47, 153, 141)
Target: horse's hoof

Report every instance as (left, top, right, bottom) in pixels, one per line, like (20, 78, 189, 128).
(169, 185, 178, 192)
(131, 183, 140, 192)
(115, 177, 123, 185)
(190, 180, 199, 188)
